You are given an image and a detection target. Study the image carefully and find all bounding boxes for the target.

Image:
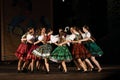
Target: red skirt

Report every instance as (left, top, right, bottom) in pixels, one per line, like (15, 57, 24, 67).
(72, 43, 91, 59)
(26, 45, 41, 60)
(15, 43, 31, 61)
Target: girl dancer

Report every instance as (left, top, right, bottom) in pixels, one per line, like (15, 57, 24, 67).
(15, 32, 28, 72)
(32, 28, 52, 73)
(80, 25, 104, 72)
(70, 27, 94, 72)
(50, 29, 72, 73)
(21, 27, 36, 73)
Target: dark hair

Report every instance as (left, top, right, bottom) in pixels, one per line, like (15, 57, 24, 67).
(83, 25, 90, 31)
(46, 28, 53, 34)
(39, 27, 46, 35)
(83, 25, 96, 41)
(27, 27, 34, 32)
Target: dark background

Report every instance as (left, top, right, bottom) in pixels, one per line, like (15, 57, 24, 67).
(53, 0, 120, 65)
(53, 0, 108, 38)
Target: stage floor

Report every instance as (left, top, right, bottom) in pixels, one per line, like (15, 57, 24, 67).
(0, 62, 119, 80)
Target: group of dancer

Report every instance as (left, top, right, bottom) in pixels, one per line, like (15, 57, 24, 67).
(15, 25, 104, 74)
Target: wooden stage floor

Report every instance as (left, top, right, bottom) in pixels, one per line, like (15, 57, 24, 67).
(0, 62, 119, 80)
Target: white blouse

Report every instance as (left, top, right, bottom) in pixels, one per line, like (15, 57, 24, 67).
(50, 35, 59, 43)
(26, 34, 35, 42)
(65, 34, 76, 46)
(82, 32, 91, 38)
(38, 35, 44, 41)
(66, 34, 76, 41)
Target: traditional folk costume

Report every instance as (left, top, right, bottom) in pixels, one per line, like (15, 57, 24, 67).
(32, 34, 52, 59)
(50, 35, 72, 63)
(15, 33, 30, 61)
(72, 32, 91, 60)
(26, 33, 37, 60)
(81, 32, 104, 57)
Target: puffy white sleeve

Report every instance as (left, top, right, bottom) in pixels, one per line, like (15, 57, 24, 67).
(50, 35, 59, 43)
(81, 32, 91, 38)
(66, 34, 75, 46)
(66, 34, 75, 41)
(81, 33, 85, 38)
(38, 35, 44, 41)
(26, 34, 32, 41)
(86, 32, 91, 38)
(21, 34, 26, 39)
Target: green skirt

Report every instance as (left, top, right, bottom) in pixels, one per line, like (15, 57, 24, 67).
(50, 46, 73, 63)
(84, 41, 104, 57)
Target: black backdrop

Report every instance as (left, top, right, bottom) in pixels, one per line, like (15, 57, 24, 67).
(53, 0, 120, 65)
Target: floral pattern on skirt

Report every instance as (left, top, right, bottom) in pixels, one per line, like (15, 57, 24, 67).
(32, 44, 52, 59)
(50, 46, 72, 63)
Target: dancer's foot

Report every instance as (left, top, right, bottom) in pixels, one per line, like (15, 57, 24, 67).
(17, 70, 21, 73)
(58, 67, 63, 72)
(98, 68, 102, 72)
(21, 68, 28, 73)
(90, 67, 95, 71)
(30, 70, 34, 73)
(82, 69, 88, 73)
(46, 71, 50, 74)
